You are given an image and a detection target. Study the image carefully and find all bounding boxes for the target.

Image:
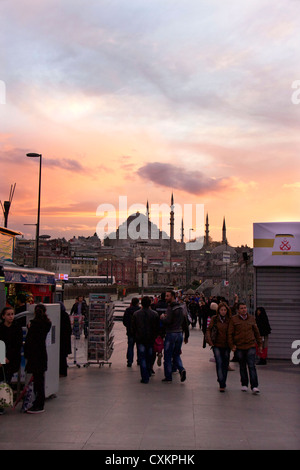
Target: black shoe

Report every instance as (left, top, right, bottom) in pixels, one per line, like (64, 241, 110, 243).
(27, 406, 45, 414)
(162, 378, 172, 383)
(127, 363, 132, 367)
(180, 369, 186, 382)
(140, 379, 149, 384)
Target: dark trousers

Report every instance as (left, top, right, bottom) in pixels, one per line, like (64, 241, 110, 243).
(60, 355, 68, 376)
(236, 347, 259, 389)
(213, 347, 230, 388)
(136, 343, 153, 383)
(32, 372, 45, 409)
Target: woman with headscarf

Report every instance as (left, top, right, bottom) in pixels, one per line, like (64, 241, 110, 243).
(255, 307, 271, 365)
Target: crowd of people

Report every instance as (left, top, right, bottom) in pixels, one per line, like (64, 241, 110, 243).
(123, 290, 271, 394)
(0, 289, 271, 416)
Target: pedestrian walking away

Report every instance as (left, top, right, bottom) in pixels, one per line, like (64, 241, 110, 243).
(131, 296, 159, 384)
(151, 292, 167, 368)
(160, 290, 189, 383)
(24, 304, 52, 413)
(255, 307, 271, 365)
(205, 302, 231, 392)
(123, 297, 140, 367)
(228, 302, 262, 394)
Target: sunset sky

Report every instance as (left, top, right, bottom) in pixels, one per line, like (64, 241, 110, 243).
(1, 0, 299, 248)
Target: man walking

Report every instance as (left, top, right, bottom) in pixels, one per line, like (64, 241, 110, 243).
(160, 290, 189, 383)
(131, 296, 159, 384)
(228, 302, 262, 394)
(123, 297, 140, 367)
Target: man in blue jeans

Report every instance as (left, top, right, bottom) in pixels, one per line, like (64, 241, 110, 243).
(123, 298, 140, 367)
(131, 296, 159, 384)
(228, 302, 262, 394)
(160, 290, 189, 383)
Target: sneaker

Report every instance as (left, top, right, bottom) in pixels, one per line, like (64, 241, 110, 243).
(180, 369, 186, 382)
(26, 406, 45, 414)
(252, 387, 260, 394)
(162, 378, 172, 383)
(219, 388, 225, 393)
(241, 386, 248, 392)
(157, 353, 162, 367)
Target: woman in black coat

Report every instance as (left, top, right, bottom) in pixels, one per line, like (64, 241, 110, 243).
(24, 304, 51, 413)
(255, 307, 271, 365)
(0, 306, 23, 384)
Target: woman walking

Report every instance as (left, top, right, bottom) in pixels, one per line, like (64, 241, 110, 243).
(24, 304, 51, 413)
(206, 302, 231, 392)
(255, 307, 271, 365)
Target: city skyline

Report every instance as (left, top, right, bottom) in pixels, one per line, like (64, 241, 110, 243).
(1, 1, 299, 247)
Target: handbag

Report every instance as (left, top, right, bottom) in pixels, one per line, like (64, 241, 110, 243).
(205, 316, 218, 345)
(0, 369, 14, 408)
(21, 379, 35, 412)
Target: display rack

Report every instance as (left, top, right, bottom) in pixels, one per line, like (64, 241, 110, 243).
(86, 293, 114, 367)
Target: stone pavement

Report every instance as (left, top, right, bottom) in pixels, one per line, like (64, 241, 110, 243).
(0, 321, 299, 451)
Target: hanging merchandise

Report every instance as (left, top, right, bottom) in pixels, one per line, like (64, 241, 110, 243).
(86, 293, 114, 367)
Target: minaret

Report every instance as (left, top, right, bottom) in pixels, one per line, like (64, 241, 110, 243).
(222, 217, 227, 244)
(205, 213, 209, 246)
(170, 193, 174, 241)
(181, 217, 184, 243)
(146, 200, 150, 239)
(170, 193, 174, 250)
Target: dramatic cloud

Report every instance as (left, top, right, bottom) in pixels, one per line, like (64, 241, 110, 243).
(1, 0, 299, 245)
(137, 162, 228, 195)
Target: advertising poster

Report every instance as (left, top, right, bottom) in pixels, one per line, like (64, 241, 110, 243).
(253, 222, 300, 267)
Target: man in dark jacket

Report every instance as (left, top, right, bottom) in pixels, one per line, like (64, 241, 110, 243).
(160, 290, 189, 383)
(131, 296, 159, 384)
(123, 298, 140, 367)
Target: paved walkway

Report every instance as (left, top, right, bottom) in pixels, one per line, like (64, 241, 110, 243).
(0, 321, 299, 451)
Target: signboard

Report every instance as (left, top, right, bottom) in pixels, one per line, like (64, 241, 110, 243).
(223, 251, 230, 263)
(57, 273, 69, 280)
(253, 222, 300, 267)
(4, 269, 56, 285)
(0, 232, 14, 262)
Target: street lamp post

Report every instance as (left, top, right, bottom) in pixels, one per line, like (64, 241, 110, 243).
(187, 228, 194, 286)
(26, 153, 42, 267)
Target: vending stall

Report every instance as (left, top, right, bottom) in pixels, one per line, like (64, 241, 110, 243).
(253, 222, 300, 359)
(3, 261, 56, 308)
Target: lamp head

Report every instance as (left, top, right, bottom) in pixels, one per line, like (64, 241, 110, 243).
(26, 153, 41, 158)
